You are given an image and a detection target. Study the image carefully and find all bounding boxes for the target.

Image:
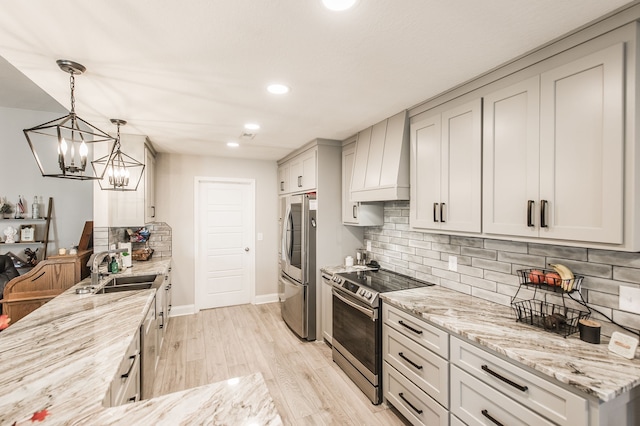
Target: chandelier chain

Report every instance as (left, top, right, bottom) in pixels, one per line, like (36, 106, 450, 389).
(69, 73, 76, 114)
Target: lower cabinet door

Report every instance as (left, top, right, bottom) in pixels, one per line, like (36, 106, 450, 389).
(451, 365, 555, 426)
(383, 362, 448, 426)
(450, 414, 466, 426)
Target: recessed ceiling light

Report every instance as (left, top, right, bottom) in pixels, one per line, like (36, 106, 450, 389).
(244, 123, 260, 131)
(322, 0, 358, 11)
(227, 142, 239, 148)
(267, 84, 290, 95)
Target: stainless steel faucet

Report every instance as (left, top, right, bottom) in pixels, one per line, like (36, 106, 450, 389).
(87, 249, 127, 287)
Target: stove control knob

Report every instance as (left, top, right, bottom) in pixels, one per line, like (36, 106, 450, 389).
(364, 291, 372, 300)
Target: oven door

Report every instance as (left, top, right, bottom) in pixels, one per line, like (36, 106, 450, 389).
(332, 288, 380, 385)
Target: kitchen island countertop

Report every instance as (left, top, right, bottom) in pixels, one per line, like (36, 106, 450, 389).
(381, 285, 640, 403)
(0, 257, 282, 425)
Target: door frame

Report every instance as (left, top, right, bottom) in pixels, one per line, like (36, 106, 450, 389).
(193, 176, 256, 312)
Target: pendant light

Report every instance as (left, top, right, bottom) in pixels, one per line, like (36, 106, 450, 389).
(92, 119, 145, 191)
(23, 60, 117, 180)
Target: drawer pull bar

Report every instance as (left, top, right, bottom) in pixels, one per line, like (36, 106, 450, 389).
(398, 392, 423, 415)
(481, 364, 528, 392)
(398, 352, 423, 370)
(398, 320, 423, 335)
(121, 351, 140, 379)
(481, 409, 505, 426)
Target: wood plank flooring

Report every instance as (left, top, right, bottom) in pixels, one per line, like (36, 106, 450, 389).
(152, 302, 409, 425)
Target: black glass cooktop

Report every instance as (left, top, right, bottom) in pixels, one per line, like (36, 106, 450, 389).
(337, 269, 434, 294)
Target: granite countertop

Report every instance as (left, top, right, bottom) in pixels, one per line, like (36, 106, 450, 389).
(381, 286, 640, 403)
(320, 264, 376, 274)
(0, 258, 282, 425)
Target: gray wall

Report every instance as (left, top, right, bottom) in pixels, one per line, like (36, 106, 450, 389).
(154, 153, 278, 311)
(0, 106, 93, 258)
(365, 201, 640, 333)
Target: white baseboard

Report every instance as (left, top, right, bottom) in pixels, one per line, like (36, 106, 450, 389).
(253, 293, 279, 304)
(169, 304, 196, 317)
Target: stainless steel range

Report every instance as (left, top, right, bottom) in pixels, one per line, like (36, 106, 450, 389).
(328, 268, 433, 404)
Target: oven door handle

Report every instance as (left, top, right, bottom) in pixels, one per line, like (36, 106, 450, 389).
(332, 289, 377, 321)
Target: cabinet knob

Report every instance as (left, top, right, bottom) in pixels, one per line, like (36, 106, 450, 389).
(245, 247, 250, 252)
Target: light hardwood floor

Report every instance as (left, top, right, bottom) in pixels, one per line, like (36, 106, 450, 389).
(152, 302, 409, 425)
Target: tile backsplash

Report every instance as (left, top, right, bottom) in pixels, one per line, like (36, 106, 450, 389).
(93, 222, 172, 258)
(364, 201, 640, 334)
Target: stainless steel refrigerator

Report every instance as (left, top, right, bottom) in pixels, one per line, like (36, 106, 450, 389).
(279, 193, 317, 341)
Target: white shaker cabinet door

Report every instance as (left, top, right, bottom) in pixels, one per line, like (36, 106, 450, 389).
(410, 113, 442, 230)
(351, 126, 372, 193)
(483, 77, 540, 237)
(539, 43, 624, 244)
(440, 99, 482, 233)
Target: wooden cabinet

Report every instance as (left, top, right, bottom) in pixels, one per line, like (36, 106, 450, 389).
(342, 142, 383, 226)
(350, 111, 410, 202)
(410, 99, 482, 233)
(277, 147, 317, 195)
(484, 43, 625, 245)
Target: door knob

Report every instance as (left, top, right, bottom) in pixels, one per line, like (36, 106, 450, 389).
(245, 247, 250, 252)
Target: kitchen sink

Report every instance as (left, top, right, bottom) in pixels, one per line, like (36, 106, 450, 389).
(96, 274, 162, 294)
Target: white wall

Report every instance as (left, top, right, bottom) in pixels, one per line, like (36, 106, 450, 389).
(155, 153, 278, 310)
(0, 106, 93, 257)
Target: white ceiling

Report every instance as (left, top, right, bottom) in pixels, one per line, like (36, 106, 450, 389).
(0, 0, 632, 160)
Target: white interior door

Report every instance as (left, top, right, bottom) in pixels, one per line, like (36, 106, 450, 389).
(195, 178, 255, 310)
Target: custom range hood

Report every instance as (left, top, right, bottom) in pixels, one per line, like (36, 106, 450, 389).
(350, 110, 409, 202)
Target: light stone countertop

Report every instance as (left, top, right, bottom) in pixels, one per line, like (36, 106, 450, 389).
(0, 258, 282, 425)
(381, 285, 640, 402)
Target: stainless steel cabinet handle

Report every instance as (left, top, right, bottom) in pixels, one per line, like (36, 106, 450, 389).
(353, 205, 358, 219)
(297, 176, 302, 187)
(151, 206, 156, 218)
(159, 311, 164, 329)
(527, 200, 535, 227)
(280, 181, 284, 191)
(433, 202, 439, 222)
(481, 364, 528, 392)
(440, 202, 445, 223)
(540, 200, 548, 228)
(481, 409, 505, 426)
(398, 392, 423, 415)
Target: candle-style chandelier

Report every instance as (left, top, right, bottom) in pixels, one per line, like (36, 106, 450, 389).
(23, 60, 117, 180)
(92, 119, 145, 191)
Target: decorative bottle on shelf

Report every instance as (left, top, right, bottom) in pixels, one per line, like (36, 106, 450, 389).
(32, 196, 40, 219)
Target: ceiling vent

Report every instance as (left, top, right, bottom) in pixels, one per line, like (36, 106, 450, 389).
(239, 131, 256, 140)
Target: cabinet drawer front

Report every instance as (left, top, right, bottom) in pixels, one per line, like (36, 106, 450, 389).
(451, 337, 586, 426)
(451, 365, 555, 426)
(383, 303, 449, 358)
(384, 325, 449, 407)
(384, 363, 448, 426)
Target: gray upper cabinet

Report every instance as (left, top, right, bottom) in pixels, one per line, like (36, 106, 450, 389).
(278, 147, 317, 195)
(410, 99, 482, 233)
(350, 110, 410, 202)
(483, 43, 625, 245)
(342, 141, 383, 226)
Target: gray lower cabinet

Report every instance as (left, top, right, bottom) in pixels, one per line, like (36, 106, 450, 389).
(382, 303, 592, 426)
(107, 326, 141, 406)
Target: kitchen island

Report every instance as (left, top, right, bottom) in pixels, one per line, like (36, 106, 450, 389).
(381, 286, 640, 425)
(0, 258, 282, 425)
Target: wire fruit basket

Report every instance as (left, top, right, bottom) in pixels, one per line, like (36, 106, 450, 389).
(512, 268, 590, 337)
(512, 299, 590, 337)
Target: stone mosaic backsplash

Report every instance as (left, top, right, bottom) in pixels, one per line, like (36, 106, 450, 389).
(364, 201, 640, 333)
(93, 222, 172, 258)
